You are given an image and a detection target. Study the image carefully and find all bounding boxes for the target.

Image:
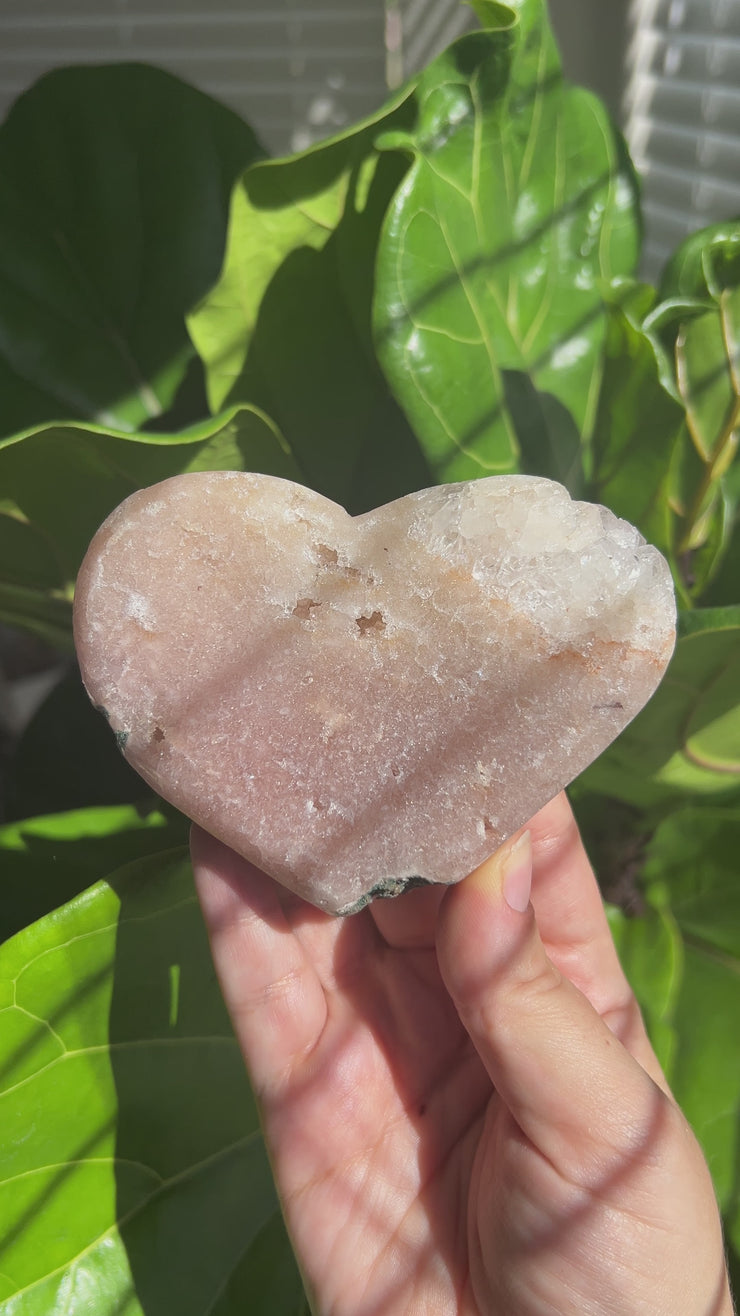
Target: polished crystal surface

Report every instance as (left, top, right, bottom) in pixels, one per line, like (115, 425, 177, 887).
(74, 472, 676, 913)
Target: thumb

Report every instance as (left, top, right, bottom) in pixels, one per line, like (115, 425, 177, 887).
(436, 832, 671, 1182)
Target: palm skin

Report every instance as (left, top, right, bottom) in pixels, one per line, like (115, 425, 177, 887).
(191, 793, 733, 1316)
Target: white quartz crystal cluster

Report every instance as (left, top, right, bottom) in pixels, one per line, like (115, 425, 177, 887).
(74, 472, 676, 914)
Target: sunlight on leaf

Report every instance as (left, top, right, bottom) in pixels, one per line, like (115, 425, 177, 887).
(582, 607, 740, 806)
(0, 851, 302, 1315)
(0, 804, 188, 944)
(589, 281, 683, 562)
(188, 88, 430, 511)
(374, 0, 640, 481)
(646, 222, 740, 599)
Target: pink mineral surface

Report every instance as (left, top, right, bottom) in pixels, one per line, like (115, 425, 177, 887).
(74, 472, 676, 913)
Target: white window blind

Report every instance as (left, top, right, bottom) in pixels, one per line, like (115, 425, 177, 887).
(624, 0, 740, 279)
(388, 0, 475, 82)
(0, 0, 387, 155)
(5, 1, 735, 274)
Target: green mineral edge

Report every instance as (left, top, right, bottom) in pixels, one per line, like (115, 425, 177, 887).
(95, 704, 130, 752)
(336, 874, 437, 916)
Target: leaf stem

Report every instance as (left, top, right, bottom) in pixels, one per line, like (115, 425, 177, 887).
(676, 395, 740, 556)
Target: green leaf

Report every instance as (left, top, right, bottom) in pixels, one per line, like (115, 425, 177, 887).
(0, 64, 262, 438)
(610, 805, 740, 1250)
(3, 666, 155, 823)
(659, 220, 740, 302)
(0, 405, 298, 645)
(642, 806, 740, 961)
(702, 461, 740, 608)
(0, 587, 73, 653)
(0, 851, 302, 1313)
(607, 899, 683, 1076)
(645, 221, 740, 599)
(0, 510, 61, 592)
(582, 607, 740, 806)
(373, 0, 640, 482)
(588, 281, 683, 562)
(189, 88, 431, 511)
(0, 804, 188, 945)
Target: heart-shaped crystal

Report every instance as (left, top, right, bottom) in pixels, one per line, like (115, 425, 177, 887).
(74, 472, 676, 913)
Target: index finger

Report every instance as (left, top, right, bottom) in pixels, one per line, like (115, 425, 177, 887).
(190, 825, 330, 1095)
(527, 792, 668, 1090)
(527, 792, 628, 1002)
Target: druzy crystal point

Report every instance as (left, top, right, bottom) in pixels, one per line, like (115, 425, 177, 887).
(74, 473, 676, 914)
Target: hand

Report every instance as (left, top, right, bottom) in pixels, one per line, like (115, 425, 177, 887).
(191, 793, 734, 1315)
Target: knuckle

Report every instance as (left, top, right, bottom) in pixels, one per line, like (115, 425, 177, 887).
(479, 952, 564, 1045)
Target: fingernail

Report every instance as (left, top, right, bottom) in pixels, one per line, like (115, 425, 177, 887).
(502, 831, 532, 912)
(468, 830, 532, 912)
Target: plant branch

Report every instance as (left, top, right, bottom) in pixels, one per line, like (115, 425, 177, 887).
(676, 397, 740, 557)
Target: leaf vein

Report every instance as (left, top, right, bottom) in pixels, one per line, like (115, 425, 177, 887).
(0, 1130, 263, 1307)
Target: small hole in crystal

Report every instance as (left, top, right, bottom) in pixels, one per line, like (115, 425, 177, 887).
(390, 763, 401, 778)
(356, 610, 386, 636)
(293, 598, 321, 620)
(483, 818, 495, 834)
(151, 726, 165, 744)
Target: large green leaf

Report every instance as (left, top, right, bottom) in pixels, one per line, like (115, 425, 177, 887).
(644, 222, 740, 599)
(587, 225, 740, 604)
(609, 804, 740, 1274)
(0, 850, 303, 1313)
(582, 607, 740, 807)
(0, 805, 188, 945)
(188, 84, 431, 512)
(0, 405, 298, 646)
(373, 0, 640, 483)
(588, 281, 683, 564)
(0, 64, 262, 438)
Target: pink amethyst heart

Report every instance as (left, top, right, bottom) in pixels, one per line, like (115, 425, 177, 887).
(74, 472, 676, 913)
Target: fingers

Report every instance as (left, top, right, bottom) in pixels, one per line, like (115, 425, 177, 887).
(436, 832, 674, 1183)
(369, 881, 447, 950)
(190, 826, 329, 1094)
(526, 794, 667, 1087)
(526, 794, 630, 1008)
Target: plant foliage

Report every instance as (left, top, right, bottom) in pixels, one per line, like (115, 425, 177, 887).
(0, 1, 738, 1309)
